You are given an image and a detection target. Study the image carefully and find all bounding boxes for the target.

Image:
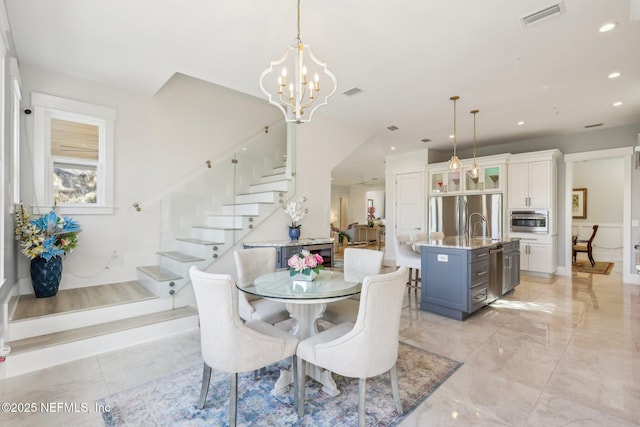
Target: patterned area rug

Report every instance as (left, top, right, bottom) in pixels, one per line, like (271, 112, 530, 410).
(99, 342, 461, 427)
(572, 260, 614, 275)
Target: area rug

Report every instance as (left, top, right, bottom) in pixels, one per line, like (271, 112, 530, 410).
(572, 260, 614, 275)
(98, 342, 461, 427)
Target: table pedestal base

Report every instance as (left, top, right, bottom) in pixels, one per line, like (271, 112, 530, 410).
(269, 302, 340, 397)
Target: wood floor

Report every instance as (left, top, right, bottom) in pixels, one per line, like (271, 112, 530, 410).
(12, 281, 156, 321)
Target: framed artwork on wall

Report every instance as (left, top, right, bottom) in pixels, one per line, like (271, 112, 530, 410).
(572, 188, 587, 219)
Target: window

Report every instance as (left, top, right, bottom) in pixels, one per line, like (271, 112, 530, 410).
(31, 93, 115, 215)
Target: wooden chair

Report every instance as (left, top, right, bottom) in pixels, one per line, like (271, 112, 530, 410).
(572, 225, 598, 267)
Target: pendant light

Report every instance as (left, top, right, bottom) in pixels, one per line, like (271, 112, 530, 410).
(468, 109, 480, 180)
(259, 0, 337, 124)
(448, 96, 463, 172)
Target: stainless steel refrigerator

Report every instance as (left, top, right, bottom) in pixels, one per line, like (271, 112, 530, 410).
(428, 193, 503, 239)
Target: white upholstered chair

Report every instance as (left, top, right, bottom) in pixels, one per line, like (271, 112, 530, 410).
(189, 266, 299, 427)
(393, 233, 421, 292)
(296, 267, 408, 427)
(234, 247, 290, 324)
(321, 248, 384, 325)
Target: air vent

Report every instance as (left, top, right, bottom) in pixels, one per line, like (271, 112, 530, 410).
(520, 2, 564, 27)
(387, 125, 399, 131)
(343, 87, 363, 96)
(584, 123, 603, 128)
(421, 138, 431, 143)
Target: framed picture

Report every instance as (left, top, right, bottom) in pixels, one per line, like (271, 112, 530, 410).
(572, 188, 587, 219)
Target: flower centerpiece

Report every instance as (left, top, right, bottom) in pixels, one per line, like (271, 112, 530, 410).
(288, 249, 324, 281)
(283, 196, 308, 241)
(14, 204, 81, 298)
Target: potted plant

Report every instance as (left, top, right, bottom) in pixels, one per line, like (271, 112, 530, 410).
(283, 196, 308, 241)
(14, 204, 81, 298)
(287, 249, 324, 281)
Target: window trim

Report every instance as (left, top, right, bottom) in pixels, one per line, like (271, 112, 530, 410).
(31, 92, 115, 215)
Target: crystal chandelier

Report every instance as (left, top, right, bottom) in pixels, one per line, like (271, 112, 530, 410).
(468, 109, 480, 179)
(259, 0, 337, 124)
(448, 96, 463, 172)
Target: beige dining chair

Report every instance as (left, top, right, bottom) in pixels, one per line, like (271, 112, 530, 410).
(234, 247, 290, 324)
(321, 248, 384, 325)
(189, 266, 299, 427)
(295, 267, 408, 427)
(393, 233, 421, 292)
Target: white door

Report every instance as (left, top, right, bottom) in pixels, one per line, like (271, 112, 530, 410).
(395, 171, 425, 237)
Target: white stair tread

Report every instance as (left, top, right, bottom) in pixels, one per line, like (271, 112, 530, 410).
(137, 265, 182, 281)
(157, 251, 204, 262)
(175, 238, 223, 245)
(9, 306, 197, 355)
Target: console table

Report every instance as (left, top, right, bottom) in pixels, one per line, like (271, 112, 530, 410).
(243, 238, 334, 269)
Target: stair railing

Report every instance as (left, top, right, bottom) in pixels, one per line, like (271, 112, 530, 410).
(132, 119, 295, 296)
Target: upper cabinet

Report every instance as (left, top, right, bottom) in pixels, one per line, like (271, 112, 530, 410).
(428, 154, 509, 195)
(507, 150, 561, 210)
(463, 164, 503, 193)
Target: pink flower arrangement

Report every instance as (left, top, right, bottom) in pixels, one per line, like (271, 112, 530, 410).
(288, 249, 324, 276)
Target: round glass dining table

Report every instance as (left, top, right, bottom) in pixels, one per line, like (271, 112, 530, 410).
(237, 268, 361, 397)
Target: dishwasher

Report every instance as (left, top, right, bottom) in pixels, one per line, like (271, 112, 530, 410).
(488, 245, 503, 303)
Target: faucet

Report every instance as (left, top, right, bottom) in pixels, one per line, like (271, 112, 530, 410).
(467, 212, 487, 240)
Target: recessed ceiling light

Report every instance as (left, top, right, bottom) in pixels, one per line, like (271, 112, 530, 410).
(599, 22, 617, 32)
(517, 121, 525, 126)
(613, 101, 623, 107)
(390, 146, 396, 150)
(242, 147, 247, 151)
(449, 134, 454, 139)
(608, 71, 621, 79)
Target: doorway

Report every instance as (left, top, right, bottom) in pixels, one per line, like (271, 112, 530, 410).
(564, 147, 636, 283)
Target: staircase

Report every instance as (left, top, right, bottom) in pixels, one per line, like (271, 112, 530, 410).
(4, 154, 294, 378)
(135, 165, 291, 297)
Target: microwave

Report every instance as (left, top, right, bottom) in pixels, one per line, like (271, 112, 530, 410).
(510, 210, 548, 233)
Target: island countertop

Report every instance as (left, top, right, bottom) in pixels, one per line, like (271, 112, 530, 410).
(414, 236, 519, 250)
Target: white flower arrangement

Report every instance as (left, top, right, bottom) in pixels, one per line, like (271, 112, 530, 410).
(283, 196, 308, 228)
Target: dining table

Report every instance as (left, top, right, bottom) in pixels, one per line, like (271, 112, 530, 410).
(237, 268, 361, 397)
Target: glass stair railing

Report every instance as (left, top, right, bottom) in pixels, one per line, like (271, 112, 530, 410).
(135, 120, 295, 297)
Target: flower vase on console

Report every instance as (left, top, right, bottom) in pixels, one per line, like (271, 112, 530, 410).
(289, 226, 301, 241)
(283, 196, 308, 241)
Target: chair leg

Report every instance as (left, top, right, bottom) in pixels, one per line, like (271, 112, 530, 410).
(197, 363, 212, 409)
(588, 251, 595, 267)
(296, 355, 306, 417)
(230, 372, 238, 427)
(292, 355, 299, 415)
(390, 364, 403, 415)
(358, 378, 366, 427)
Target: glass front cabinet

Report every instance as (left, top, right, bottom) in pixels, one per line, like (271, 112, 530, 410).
(463, 164, 503, 193)
(429, 169, 462, 194)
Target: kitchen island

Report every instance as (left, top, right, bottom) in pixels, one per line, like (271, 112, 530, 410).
(415, 237, 519, 320)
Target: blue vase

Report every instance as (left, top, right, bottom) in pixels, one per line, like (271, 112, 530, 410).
(288, 226, 301, 241)
(30, 256, 63, 298)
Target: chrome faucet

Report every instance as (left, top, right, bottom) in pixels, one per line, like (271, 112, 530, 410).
(467, 212, 487, 240)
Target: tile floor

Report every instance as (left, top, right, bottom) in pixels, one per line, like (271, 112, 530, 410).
(1, 260, 639, 426)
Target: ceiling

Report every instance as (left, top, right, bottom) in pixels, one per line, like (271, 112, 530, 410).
(5, 0, 640, 186)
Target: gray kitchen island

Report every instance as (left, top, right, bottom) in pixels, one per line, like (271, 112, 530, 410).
(415, 237, 520, 320)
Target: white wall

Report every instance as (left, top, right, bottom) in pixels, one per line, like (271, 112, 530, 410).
(573, 158, 623, 224)
(15, 64, 373, 293)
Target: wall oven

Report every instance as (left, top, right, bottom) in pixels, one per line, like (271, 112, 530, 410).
(510, 210, 548, 233)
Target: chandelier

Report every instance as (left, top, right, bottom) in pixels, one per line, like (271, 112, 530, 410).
(468, 109, 480, 179)
(448, 96, 463, 172)
(259, 0, 337, 124)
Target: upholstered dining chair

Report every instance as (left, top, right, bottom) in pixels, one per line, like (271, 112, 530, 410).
(321, 248, 384, 325)
(295, 267, 408, 427)
(189, 266, 299, 427)
(234, 247, 290, 324)
(393, 233, 421, 292)
(573, 225, 599, 267)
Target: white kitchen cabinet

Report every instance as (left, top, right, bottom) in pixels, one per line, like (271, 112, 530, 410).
(463, 164, 503, 193)
(515, 235, 557, 275)
(508, 160, 553, 208)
